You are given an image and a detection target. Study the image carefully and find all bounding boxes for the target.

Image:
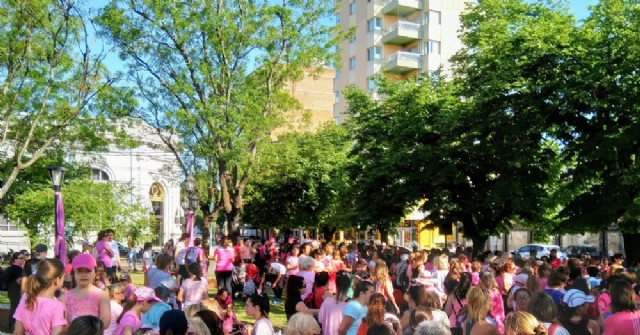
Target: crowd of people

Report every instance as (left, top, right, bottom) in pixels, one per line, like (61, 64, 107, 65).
(3, 232, 640, 335)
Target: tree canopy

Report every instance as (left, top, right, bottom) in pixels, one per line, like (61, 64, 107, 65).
(97, 0, 347, 239)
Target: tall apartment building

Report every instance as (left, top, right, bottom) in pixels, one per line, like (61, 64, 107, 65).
(334, 0, 473, 121)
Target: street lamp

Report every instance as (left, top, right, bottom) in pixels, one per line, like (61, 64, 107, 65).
(47, 166, 68, 266)
(184, 175, 198, 247)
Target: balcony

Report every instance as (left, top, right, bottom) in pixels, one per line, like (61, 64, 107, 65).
(384, 51, 421, 74)
(382, 21, 421, 46)
(382, 0, 422, 17)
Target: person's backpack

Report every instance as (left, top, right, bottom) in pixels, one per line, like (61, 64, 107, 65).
(185, 247, 198, 264)
(394, 263, 409, 290)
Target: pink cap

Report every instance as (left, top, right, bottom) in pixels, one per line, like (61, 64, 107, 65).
(72, 253, 97, 271)
(133, 286, 161, 303)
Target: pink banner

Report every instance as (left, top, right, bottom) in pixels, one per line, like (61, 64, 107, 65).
(54, 192, 67, 267)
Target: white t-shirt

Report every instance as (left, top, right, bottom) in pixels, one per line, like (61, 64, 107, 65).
(542, 322, 570, 335)
(143, 250, 153, 268)
(270, 262, 286, 275)
(252, 317, 274, 335)
(110, 240, 119, 267)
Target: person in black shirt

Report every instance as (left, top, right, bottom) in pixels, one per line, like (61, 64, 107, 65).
(21, 243, 48, 292)
(5, 252, 25, 332)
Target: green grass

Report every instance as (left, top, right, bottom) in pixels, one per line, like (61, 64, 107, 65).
(0, 292, 8, 304)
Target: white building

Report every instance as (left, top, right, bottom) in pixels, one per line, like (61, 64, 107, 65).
(0, 119, 183, 253)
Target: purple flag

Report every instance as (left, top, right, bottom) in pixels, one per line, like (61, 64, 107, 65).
(54, 192, 67, 267)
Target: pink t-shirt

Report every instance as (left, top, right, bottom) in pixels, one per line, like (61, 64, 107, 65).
(604, 310, 640, 335)
(318, 297, 348, 335)
(215, 248, 234, 271)
(104, 300, 124, 335)
(96, 240, 113, 267)
(65, 286, 103, 320)
(14, 295, 68, 335)
(299, 270, 316, 300)
(181, 278, 209, 308)
(286, 256, 299, 276)
(114, 311, 142, 335)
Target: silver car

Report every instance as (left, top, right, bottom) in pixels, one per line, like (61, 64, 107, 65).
(512, 244, 567, 260)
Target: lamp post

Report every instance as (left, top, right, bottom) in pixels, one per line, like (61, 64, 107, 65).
(47, 166, 67, 266)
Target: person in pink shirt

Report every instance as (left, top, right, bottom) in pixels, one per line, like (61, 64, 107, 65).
(63, 253, 111, 329)
(177, 262, 209, 309)
(95, 230, 115, 276)
(319, 273, 351, 335)
(114, 286, 161, 335)
(13, 258, 68, 335)
(214, 236, 236, 296)
(604, 279, 640, 335)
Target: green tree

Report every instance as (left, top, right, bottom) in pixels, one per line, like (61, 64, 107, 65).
(5, 179, 155, 247)
(0, 0, 130, 199)
(97, 0, 347, 242)
(552, 0, 640, 258)
(243, 123, 353, 240)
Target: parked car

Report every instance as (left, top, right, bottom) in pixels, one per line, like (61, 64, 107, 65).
(511, 244, 567, 260)
(565, 245, 601, 259)
(116, 242, 130, 258)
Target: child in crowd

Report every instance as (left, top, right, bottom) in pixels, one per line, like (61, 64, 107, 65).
(114, 287, 162, 335)
(142, 242, 154, 274)
(94, 261, 111, 289)
(141, 286, 172, 333)
(65, 253, 112, 330)
(177, 262, 209, 309)
(13, 259, 68, 335)
(217, 288, 233, 309)
(243, 264, 260, 299)
(120, 273, 137, 301)
(222, 302, 238, 335)
(104, 283, 126, 335)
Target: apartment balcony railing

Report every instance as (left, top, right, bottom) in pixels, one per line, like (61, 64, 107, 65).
(384, 51, 421, 74)
(382, 0, 422, 17)
(382, 21, 421, 46)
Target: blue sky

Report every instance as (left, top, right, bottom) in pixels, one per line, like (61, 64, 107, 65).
(567, 0, 598, 19)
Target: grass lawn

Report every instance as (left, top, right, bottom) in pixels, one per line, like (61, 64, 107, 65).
(1, 270, 289, 330)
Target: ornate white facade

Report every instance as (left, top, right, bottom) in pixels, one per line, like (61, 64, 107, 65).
(0, 119, 183, 253)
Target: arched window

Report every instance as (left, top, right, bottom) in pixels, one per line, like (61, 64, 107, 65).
(91, 168, 110, 181)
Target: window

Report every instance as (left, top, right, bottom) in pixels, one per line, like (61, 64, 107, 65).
(427, 40, 440, 54)
(349, 2, 356, 15)
(367, 17, 382, 32)
(349, 57, 356, 70)
(367, 47, 382, 61)
(367, 78, 377, 90)
(335, 14, 340, 25)
(0, 216, 20, 231)
(335, 70, 340, 78)
(428, 11, 441, 25)
(350, 34, 356, 43)
(91, 168, 110, 181)
(335, 92, 340, 103)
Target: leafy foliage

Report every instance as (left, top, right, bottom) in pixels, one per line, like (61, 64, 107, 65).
(5, 179, 155, 247)
(243, 123, 353, 237)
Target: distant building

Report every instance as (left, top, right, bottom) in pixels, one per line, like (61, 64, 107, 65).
(0, 119, 182, 253)
(333, 0, 474, 121)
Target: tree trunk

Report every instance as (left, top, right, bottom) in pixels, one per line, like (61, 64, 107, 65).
(622, 232, 640, 264)
(321, 227, 337, 242)
(470, 235, 489, 259)
(224, 209, 242, 241)
(379, 228, 389, 245)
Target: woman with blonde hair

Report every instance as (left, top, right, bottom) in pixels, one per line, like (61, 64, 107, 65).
(504, 311, 547, 335)
(480, 271, 505, 334)
(433, 255, 450, 294)
(464, 286, 499, 335)
(372, 261, 400, 314)
(284, 313, 321, 335)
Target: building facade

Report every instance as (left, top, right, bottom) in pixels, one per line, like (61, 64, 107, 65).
(333, 0, 474, 121)
(0, 119, 183, 253)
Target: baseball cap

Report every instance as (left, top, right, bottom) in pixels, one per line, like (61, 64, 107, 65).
(563, 289, 594, 307)
(35, 244, 48, 253)
(134, 286, 162, 303)
(120, 272, 131, 280)
(159, 310, 188, 335)
(514, 273, 529, 285)
(72, 253, 97, 270)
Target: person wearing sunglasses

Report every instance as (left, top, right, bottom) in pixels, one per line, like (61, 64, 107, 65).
(5, 252, 26, 332)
